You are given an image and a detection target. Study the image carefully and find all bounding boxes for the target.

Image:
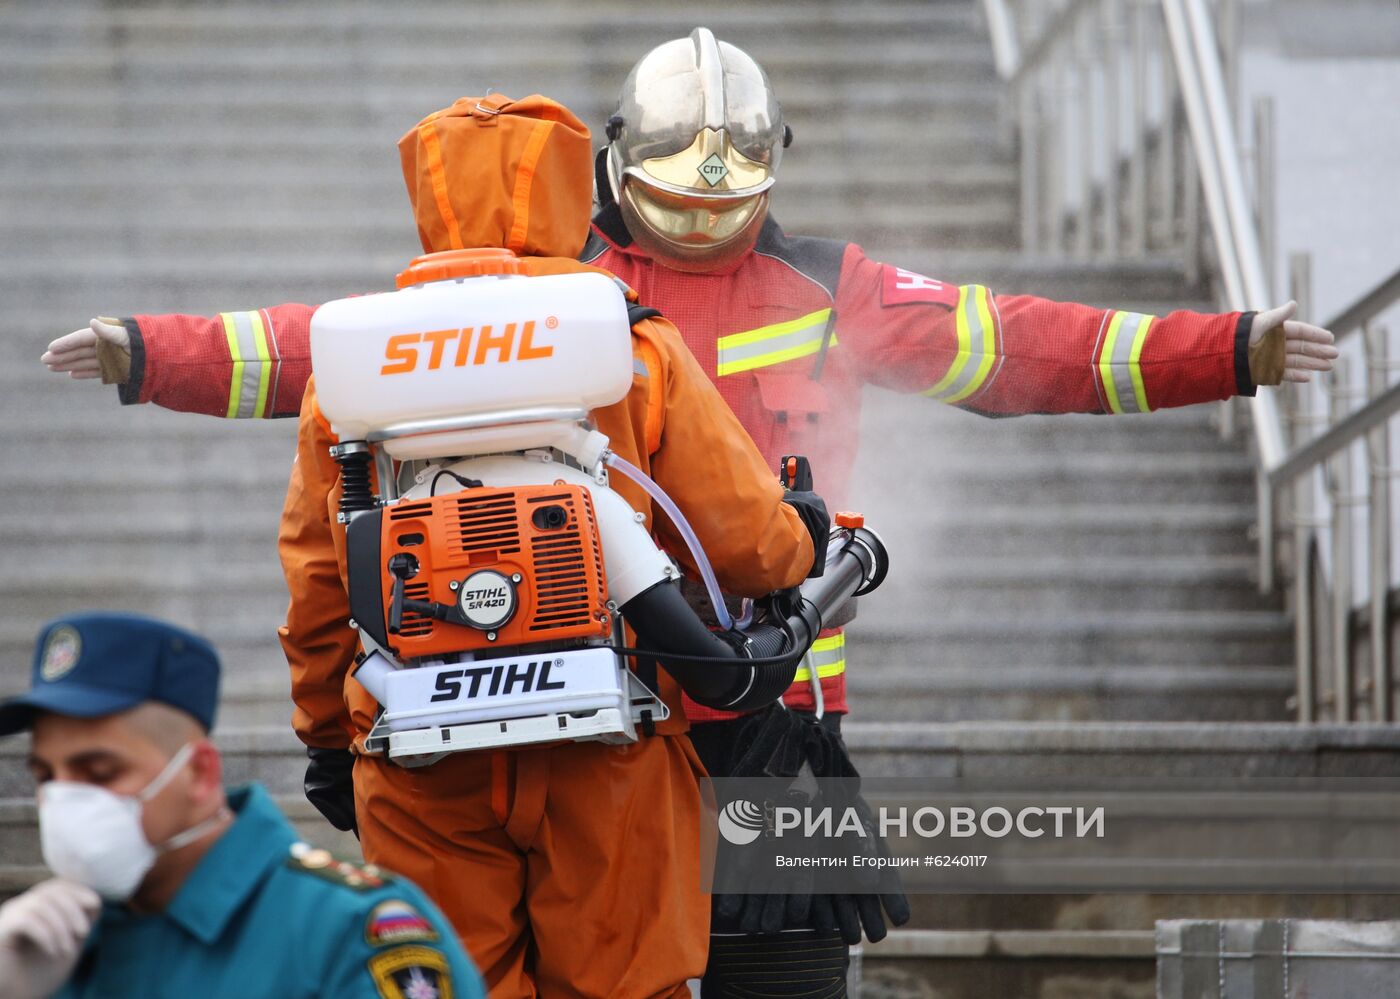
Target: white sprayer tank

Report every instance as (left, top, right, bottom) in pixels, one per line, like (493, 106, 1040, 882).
(310, 263, 635, 442)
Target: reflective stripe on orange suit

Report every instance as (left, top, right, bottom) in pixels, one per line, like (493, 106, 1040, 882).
(278, 93, 813, 999)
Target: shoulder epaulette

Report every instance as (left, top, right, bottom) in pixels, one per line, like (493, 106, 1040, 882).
(285, 841, 391, 892)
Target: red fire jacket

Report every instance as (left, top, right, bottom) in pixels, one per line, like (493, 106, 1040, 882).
(116, 208, 1257, 720)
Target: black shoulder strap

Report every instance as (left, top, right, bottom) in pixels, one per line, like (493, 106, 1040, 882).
(750, 216, 848, 301)
(579, 228, 610, 265)
(627, 304, 662, 326)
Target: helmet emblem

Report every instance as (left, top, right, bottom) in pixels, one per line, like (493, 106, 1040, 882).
(698, 153, 729, 187)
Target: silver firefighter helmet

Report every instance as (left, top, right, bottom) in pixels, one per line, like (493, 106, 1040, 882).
(606, 27, 790, 272)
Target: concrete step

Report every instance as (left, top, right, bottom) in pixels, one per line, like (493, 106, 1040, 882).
(0, 78, 996, 120)
(4, 196, 1020, 257)
(882, 451, 1254, 505)
(0, 126, 1010, 176)
(853, 611, 1291, 670)
(0, 3, 981, 45)
(873, 555, 1270, 616)
(841, 721, 1400, 780)
(0, 159, 1015, 206)
(863, 930, 1156, 999)
(851, 401, 1238, 458)
(898, 503, 1257, 559)
(0, 46, 995, 91)
(846, 663, 1293, 722)
(4, 721, 1390, 804)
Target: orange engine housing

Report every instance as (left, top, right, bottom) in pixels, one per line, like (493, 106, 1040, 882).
(371, 483, 611, 660)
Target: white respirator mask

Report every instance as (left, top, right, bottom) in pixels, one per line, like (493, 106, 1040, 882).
(38, 742, 226, 901)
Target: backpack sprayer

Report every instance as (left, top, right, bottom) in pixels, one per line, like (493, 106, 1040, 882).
(309, 250, 888, 765)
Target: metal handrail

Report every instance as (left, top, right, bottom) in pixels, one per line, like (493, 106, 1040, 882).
(1321, 266, 1400, 341)
(1160, 0, 1287, 493)
(1266, 267, 1400, 489)
(1007, 0, 1093, 85)
(984, 0, 1286, 557)
(982, 0, 1022, 80)
(1269, 381, 1400, 489)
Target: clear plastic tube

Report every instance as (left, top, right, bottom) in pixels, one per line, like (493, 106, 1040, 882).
(603, 451, 734, 631)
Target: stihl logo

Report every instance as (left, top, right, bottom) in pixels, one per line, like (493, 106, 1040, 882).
(463, 586, 509, 612)
(380, 320, 554, 375)
(429, 659, 567, 702)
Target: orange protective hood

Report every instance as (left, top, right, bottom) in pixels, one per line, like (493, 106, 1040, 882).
(399, 93, 594, 259)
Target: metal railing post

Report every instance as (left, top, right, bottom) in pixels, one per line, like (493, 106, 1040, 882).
(1254, 97, 1277, 301)
(1217, 0, 1240, 128)
(1329, 358, 1355, 722)
(1102, 0, 1122, 258)
(1367, 323, 1394, 720)
(1290, 253, 1316, 721)
(1182, 129, 1202, 289)
(1075, 9, 1094, 259)
(1019, 79, 1041, 252)
(1127, 0, 1148, 256)
(1157, 22, 1178, 248)
(1048, 50, 1066, 255)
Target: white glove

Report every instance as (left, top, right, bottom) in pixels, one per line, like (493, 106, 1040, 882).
(1248, 300, 1337, 385)
(40, 319, 131, 383)
(0, 879, 100, 999)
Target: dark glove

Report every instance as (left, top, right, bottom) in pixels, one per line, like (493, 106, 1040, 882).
(711, 706, 820, 933)
(710, 706, 911, 943)
(812, 728, 911, 944)
(304, 747, 358, 834)
(782, 489, 830, 578)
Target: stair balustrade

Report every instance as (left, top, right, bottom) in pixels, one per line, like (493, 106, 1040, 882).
(983, 0, 1400, 722)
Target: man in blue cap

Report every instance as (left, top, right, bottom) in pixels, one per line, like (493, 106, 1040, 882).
(0, 612, 484, 999)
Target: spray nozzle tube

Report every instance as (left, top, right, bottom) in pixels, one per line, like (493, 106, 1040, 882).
(602, 450, 734, 631)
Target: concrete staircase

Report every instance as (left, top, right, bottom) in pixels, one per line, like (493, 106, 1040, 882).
(2, 2, 1383, 997)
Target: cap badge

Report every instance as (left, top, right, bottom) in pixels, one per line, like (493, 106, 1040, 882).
(40, 626, 82, 682)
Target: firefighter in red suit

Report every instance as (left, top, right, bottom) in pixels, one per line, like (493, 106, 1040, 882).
(43, 27, 1335, 998)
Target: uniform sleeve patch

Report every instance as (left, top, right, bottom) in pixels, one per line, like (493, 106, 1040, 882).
(366, 899, 440, 947)
(368, 944, 453, 999)
(880, 266, 960, 309)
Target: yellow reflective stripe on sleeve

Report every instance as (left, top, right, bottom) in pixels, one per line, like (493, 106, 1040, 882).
(250, 309, 272, 420)
(220, 312, 244, 419)
(792, 633, 846, 683)
(923, 284, 1000, 403)
(1126, 313, 1153, 413)
(716, 308, 833, 376)
(1097, 310, 1155, 414)
(220, 311, 275, 419)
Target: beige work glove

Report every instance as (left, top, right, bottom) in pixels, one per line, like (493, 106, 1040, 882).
(41, 318, 131, 385)
(1248, 301, 1337, 386)
(0, 878, 100, 999)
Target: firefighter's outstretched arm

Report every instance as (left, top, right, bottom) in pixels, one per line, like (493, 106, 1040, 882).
(836, 249, 1337, 416)
(41, 305, 316, 418)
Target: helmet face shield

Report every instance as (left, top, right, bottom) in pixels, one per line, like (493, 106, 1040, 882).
(620, 179, 768, 272)
(606, 27, 786, 270)
(632, 127, 771, 198)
